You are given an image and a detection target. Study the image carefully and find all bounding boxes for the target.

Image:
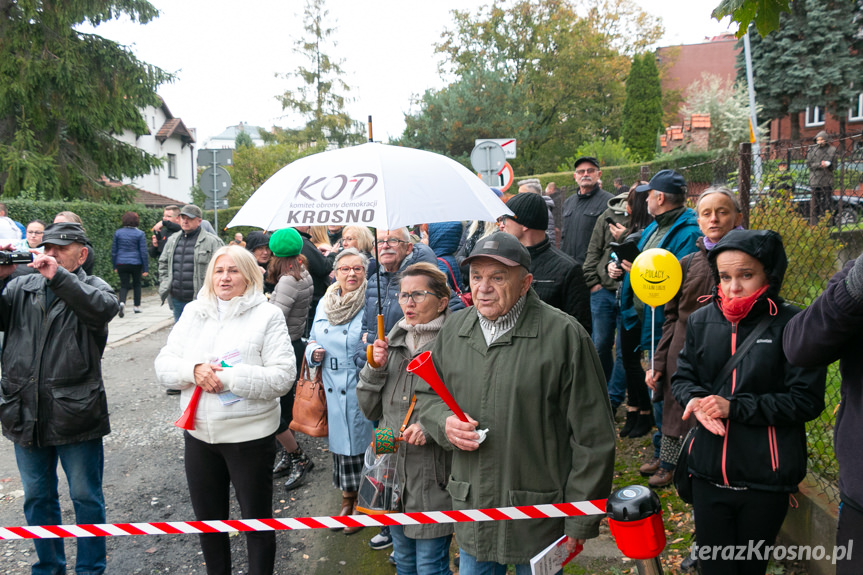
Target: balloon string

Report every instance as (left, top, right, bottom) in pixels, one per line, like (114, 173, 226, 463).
(650, 306, 655, 376)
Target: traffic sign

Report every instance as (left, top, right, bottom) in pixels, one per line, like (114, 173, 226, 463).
(197, 148, 234, 167)
(200, 166, 232, 199)
(474, 139, 517, 159)
(470, 141, 506, 187)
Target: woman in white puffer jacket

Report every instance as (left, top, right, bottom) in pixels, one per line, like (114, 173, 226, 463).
(155, 245, 295, 575)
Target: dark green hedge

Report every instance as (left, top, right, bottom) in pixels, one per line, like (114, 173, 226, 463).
(2, 200, 165, 288)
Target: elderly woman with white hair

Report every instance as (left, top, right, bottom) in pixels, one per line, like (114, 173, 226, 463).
(155, 245, 295, 575)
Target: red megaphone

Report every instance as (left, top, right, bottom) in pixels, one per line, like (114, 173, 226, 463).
(174, 386, 202, 430)
(406, 351, 468, 423)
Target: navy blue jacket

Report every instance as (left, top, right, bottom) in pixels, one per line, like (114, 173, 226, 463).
(111, 226, 149, 272)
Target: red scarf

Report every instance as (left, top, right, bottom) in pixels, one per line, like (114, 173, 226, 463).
(717, 284, 769, 323)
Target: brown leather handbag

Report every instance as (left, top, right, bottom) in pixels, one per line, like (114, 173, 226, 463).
(289, 358, 328, 437)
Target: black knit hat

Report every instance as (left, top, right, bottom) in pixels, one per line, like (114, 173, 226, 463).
(506, 192, 549, 231)
(244, 231, 271, 253)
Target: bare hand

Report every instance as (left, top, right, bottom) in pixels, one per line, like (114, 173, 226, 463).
(445, 413, 480, 451)
(607, 261, 623, 280)
(372, 337, 389, 367)
(402, 423, 426, 446)
(620, 259, 632, 272)
(142, 272, 149, 278)
(152, 221, 164, 232)
(699, 395, 730, 419)
(682, 397, 726, 436)
(609, 222, 627, 241)
(151, 235, 158, 247)
(29, 252, 60, 281)
(645, 370, 662, 392)
(0, 243, 16, 279)
(312, 348, 325, 363)
(193, 363, 224, 394)
(565, 537, 586, 556)
(590, 284, 602, 293)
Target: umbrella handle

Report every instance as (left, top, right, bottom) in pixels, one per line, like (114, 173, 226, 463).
(366, 315, 386, 368)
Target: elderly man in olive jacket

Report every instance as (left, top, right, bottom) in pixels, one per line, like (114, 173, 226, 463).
(417, 232, 616, 571)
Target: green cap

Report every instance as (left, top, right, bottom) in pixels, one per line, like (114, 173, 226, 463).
(269, 228, 303, 258)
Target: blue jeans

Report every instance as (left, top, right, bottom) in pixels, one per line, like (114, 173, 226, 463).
(608, 328, 626, 407)
(14, 438, 106, 575)
(590, 288, 618, 380)
(172, 298, 190, 323)
(457, 550, 561, 575)
(390, 526, 452, 575)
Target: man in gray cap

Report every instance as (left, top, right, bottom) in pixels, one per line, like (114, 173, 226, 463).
(417, 231, 615, 573)
(158, 204, 223, 322)
(806, 131, 838, 223)
(0, 222, 119, 575)
(561, 156, 613, 266)
(499, 192, 591, 332)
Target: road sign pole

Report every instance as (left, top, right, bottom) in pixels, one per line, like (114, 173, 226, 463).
(212, 151, 219, 232)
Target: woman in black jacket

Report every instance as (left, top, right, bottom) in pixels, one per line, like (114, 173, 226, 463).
(672, 229, 826, 575)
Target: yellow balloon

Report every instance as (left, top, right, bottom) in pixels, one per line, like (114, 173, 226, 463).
(630, 248, 683, 307)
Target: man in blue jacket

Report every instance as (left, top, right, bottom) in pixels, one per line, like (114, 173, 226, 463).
(617, 170, 701, 439)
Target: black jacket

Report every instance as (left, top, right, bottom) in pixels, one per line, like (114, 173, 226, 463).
(672, 230, 826, 492)
(783, 260, 863, 510)
(561, 185, 613, 266)
(526, 236, 591, 334)
(0, 266, 119, 447)
(148, 219, 181, 259)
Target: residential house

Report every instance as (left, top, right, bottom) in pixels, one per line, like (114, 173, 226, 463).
(200, 122, 267, 149)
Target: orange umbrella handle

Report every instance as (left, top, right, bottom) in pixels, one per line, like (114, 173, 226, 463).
(366, 315, 386, 368)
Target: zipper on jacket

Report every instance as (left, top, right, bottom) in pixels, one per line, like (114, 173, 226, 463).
(768, 426, 779, 472)
(721, 321, 738, 486)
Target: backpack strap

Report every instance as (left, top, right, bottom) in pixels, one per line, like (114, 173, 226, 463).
(711, 313, 774, 393)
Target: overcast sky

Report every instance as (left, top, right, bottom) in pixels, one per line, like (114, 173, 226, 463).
(84, 0, 734, 146)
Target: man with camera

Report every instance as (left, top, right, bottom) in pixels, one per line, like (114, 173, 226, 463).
(0, 222, 119, 575)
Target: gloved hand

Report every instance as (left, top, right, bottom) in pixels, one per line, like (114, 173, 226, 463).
(845, 254, 863, 303)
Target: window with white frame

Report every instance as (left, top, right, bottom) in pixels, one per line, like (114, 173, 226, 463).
(850, 93, 863, 122)
(805, 106, 826, 127)
(167, 154, 177, 179)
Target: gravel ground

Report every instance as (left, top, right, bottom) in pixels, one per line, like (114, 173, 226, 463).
(0, 329, 393, 575)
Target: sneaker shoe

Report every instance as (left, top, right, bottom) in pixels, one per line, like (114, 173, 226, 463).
(639, 457, 660, 476)
(648, 467, 674, 488)
(680, 554, 698, 572)
(118, 302, 125, 318)
(368, 528, 393, 550)
(388, 552, 396, 566)
(273, 448, 292, 478)
(284, 450, 315, 490)
(133, 306, 142, 313)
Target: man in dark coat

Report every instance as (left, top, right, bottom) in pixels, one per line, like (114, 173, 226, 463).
(148, 205, 182, 261)
(784, 253, 863, 575)
(499, 192, 591, 333)
(806, 131, 839, 223)
(0, 222, 119, 575)
(561, 156, 613, 266)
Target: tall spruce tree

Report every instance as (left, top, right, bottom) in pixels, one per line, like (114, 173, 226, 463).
(277, 0, 363, 149)
(622, 53, 663, 161)
(0, 0, 172, 201)
(739, 0, 863, 140)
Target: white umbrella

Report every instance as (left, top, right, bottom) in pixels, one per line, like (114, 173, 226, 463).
(227, 142, 511, 231)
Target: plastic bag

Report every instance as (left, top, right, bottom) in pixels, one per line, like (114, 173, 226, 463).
(356, 443, 400, 514)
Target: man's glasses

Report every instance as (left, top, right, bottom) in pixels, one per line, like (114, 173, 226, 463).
(496, 215, 513, 225)
(575, 168, 598, 176)
(337, 266, 365, 275)
(397, 290, 437, 305)
(376, 238, 406, 247)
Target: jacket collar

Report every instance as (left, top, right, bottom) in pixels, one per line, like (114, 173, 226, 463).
(457, 288, 541, 348)
(525, 236, 551, 258)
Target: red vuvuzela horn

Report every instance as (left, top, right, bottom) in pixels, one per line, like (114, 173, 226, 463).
(406, 351, 468, 423)
(174, 386, 202, 430)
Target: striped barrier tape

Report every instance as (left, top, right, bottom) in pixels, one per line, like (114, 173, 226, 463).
(0, 500, 607, 540)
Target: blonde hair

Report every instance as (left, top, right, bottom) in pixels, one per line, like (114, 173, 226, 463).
(309, 226, 331, 248)
(200, 246, 263, 300)
(341, 225, 374, 253)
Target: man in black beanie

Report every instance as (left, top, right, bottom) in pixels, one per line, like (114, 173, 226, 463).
(499, 192, 591, 333)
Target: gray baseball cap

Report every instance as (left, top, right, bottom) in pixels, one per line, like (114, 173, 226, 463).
(179, 204, 202, 219)
(463, 231, 531, 270)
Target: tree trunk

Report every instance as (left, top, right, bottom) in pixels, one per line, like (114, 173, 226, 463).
(790, 112, 800, 141)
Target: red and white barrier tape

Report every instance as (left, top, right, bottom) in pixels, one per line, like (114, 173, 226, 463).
(0, 500, 606, 540)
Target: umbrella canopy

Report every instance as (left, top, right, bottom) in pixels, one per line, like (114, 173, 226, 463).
(227, 143, 511, 231)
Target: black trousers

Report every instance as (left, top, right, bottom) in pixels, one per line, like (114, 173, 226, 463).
(116, 263, 142, 306)
(184, 432, 277, 575)
(836, 499, 863, 575)
(621, 321, 651, 410)
(276, 338, 307, 435)
(692, 476, 789, 575)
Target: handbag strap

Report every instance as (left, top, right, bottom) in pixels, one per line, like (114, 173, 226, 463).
(711, 313, 774, 393)
(436, 257, 463, 295)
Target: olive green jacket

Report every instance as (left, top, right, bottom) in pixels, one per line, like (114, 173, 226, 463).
(417, 289, 616, 565)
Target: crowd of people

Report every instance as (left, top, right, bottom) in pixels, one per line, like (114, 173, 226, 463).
(0, 139, 859, 575)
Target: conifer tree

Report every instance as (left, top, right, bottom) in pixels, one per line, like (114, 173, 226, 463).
(622, 53, 663, 160)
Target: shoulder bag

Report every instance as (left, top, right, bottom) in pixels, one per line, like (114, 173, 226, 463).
(290, 357, 328, 437)
(674, 313, 773, 503)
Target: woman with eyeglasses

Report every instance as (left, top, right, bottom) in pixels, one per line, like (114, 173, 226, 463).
(305, 248, 374, 533)
(357, 262, 454, 574)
